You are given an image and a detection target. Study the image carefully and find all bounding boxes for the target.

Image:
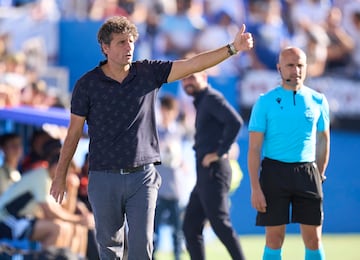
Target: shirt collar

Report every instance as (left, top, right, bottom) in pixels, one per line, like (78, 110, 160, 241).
(193, 86, 209, 107)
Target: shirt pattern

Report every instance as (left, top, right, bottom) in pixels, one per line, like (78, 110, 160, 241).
(71, 60, 172, 170)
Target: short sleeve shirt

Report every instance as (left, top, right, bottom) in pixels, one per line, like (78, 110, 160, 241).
(248, 86, 330, 163)
(71, 60, 172, 171)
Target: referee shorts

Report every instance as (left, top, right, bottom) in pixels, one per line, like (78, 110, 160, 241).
(256, 157, 324, 226)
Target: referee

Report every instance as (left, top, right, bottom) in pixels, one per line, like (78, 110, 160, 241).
(248, 47, 330, 260)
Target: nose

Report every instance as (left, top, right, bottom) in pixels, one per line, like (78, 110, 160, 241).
(126, 40, 134, 51)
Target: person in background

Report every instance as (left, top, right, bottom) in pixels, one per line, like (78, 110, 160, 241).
(180, 64, 246, 260)
(156, 0, 203, 60)
(21, 129, 52, 173)
(50, 15, 253, 259)
(246, 0, 291, 71)
(0, 133, 23, 195)
(153, 95, 186, 260)
(322, 6, 355, 76)
(343, 2, 360, 80)
(248, 47, 330, 260)
(89, 0, 129, 20)
(0, 150, 92, 257)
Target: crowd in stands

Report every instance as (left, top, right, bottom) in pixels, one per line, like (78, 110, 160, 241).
(0, 0, 358, 106)
(0, 0, 359, 111)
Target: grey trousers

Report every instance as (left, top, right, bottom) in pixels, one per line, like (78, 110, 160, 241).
(88, 165, 161, 260)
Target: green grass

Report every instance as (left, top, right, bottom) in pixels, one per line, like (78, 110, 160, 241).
(154, 234, 360, 260)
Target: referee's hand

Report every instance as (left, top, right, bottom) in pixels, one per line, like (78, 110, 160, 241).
(251, 188, 267, 213)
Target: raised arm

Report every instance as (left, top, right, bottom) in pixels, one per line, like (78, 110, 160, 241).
(167, 24, 253, 83)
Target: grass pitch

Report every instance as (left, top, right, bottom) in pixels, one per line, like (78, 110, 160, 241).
(154, 234, 360, 260)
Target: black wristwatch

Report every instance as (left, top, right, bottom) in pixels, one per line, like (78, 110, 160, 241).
(227, 43, 237, 56)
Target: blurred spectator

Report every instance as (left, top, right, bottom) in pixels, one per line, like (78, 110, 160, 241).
(89, 0, 129, 20)
(203, 0, 245, 25)
(0, 52, 28, 107)
(343, 1, 360, 80)
(155, 0, 203, 59)
(194, 9, 242, 76)
(303, 24, 330, 78)
(246, 0, 291, 70)
(288, 0, 332, 77)
(279, 0, 296, 36)
(153, 0, 176, 15)
(0, 83, 21, 108)
(153, 95, 187, 260)
(57, 0, 92, 20)
(21, 129, 52, 173)
(1, 52, 28, 90)
(0, 133, 23, 195)
(290, 0, 331, 48)
(118, 0, 136, 15)
(0, 151, 91, 257)
(43, 87, 66, 108)
(323, 6, 355, 75)
(0, 0, 60, 63)
(20, 80, 47, 107)
(133, 5, 162, 59)
(0, 34, 10, 60)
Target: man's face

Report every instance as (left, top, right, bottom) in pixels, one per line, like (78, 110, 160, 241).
(278, 49, 307, 88)
(3, 138, 23, 160)
(102, 33, 134, 66)
(181, 72, 206, 96)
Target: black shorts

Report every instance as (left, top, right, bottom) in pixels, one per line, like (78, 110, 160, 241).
(256, 158, 323, 226)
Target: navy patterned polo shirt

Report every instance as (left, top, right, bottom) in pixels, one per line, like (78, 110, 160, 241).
(71, 59, 172, 171)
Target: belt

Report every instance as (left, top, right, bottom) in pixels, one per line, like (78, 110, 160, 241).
(116, 163, 154, 175)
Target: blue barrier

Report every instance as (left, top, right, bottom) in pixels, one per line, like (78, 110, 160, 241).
(0, 106, 70, 127)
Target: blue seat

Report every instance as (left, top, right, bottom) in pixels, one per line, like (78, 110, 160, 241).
(0, 238, 41, 251)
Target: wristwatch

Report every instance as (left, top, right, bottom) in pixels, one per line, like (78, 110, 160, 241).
(321, 175, 327, 183)
(227, 43, 237, 56)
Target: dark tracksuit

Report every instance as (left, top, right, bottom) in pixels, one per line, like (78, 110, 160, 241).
(182, 87, 246, 260)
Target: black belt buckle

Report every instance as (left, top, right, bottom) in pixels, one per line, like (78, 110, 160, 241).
(119, 164, 152, 175)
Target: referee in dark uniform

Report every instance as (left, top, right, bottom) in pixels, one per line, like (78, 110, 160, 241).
(181, 68, 246, 260)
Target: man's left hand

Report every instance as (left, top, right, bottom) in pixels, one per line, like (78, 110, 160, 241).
(233, 24, 254, 52)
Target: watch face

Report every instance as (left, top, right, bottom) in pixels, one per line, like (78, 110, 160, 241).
(227, 44, 237, 55)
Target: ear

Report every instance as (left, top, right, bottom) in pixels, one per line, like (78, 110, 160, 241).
(102, 43, 109, 54)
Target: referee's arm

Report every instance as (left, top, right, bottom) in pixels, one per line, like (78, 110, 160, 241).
(316, 129, 330, 179)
